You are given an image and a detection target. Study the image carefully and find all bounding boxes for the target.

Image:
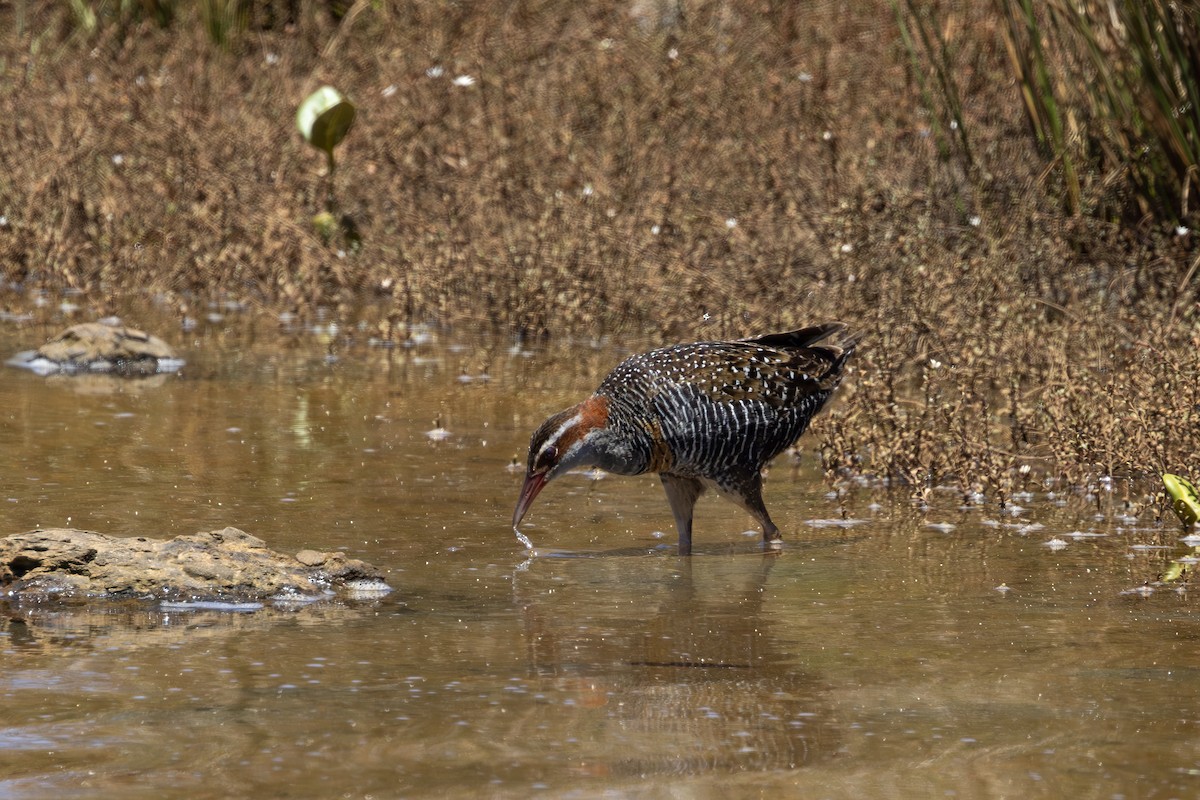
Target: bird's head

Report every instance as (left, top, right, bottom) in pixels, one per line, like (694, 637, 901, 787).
(512, 397, 610, 530)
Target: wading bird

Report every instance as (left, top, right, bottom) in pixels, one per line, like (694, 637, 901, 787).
(513, 322, 857, 554)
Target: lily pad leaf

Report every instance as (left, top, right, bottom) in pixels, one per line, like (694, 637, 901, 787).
(296, 86, 357, 170)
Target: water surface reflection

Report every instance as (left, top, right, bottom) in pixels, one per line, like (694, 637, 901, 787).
(2, 313, 1200, 798)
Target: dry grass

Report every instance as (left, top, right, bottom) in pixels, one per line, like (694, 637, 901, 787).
(0, 0, 1198, 503)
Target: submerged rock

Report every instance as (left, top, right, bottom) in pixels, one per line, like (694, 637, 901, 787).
(6, 322, 184, 375)
(0, 527, 390, 602)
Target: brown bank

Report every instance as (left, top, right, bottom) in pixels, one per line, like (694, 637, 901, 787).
(0, 527, 390, 602)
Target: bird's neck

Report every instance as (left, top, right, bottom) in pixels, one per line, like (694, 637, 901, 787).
(562, 396, 650, 477)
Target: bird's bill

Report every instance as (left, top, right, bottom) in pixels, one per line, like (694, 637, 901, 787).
(512, 471, 549, 530)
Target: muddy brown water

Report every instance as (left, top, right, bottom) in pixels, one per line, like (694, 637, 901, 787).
(2, 308, 1199, 799)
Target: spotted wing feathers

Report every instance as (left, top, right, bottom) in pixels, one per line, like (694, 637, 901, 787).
(597, 322, 857, 478)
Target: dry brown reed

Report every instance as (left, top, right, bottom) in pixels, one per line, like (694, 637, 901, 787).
(0, 1, 1197, 503)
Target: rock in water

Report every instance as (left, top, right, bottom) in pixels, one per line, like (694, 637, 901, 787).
(0, 527, 390, 601)
(7, 322, 184, 375)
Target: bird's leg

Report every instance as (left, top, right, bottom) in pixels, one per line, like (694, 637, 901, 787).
(721, 472, 783, 547)
(659, 474, 705, 556)
(758, 513, 783, 547)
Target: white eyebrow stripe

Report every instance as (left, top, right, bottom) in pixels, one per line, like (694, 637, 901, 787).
(540, 412, 583, 458)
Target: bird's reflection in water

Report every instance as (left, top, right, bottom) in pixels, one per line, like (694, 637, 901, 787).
(511, 550, 839, 775)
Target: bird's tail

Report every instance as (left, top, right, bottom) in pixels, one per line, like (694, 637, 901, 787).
(747, 321, 859, 355)
(743, 322, 839, 350)
(745, 322, 860, 388)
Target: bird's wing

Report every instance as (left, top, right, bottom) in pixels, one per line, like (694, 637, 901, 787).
(600, 340, 845, 475)
(618, 340, 845, 407)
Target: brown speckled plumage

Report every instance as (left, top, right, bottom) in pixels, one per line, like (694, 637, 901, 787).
(513, 322, 858, 554)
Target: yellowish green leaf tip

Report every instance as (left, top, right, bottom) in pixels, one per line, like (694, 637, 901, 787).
(1163, 473, 1200, 528)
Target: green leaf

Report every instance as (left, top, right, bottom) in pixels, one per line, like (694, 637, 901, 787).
(1163, 473, 1200, 528)
(312, 211, 337, 241)
(1161, 558, 1190, 583)
(296, 87, 357, 170)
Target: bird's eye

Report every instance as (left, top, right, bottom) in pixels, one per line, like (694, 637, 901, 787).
(536, 445, 558, 471)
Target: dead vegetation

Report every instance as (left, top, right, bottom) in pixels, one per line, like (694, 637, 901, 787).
(0, 1, 1197, 501)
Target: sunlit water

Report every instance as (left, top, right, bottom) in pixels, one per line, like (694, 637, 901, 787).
(3, 307, 1200, 799)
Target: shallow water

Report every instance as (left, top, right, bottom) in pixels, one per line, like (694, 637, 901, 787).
(2, 309, 1200, 799)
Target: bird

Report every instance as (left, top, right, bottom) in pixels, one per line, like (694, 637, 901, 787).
(512, 321, 858, 554)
